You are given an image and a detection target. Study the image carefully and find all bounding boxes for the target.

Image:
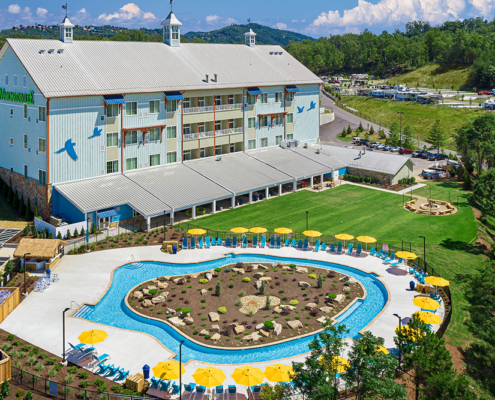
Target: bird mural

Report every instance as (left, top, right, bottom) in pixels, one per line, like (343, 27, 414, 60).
(308, 101, 316, 111)
(88, 126, 102, 139)
(55, 139, 78, 161)
(297, 106, 305, 113)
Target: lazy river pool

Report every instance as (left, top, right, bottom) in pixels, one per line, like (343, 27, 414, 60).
(74, 254, 388, 364)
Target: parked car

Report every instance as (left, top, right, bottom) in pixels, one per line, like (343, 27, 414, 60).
(383, 145, 392, 151)
(420, 152, 431, 159)
(436, 154, 448, 160)
(428, 153, 438, 161)
(399, 148, 413, 154)
(376, 144, 385, 150)
(412, 151, 423, 157)
(360, 139, 371, 145)
(390, 147, 400, 152)
(478, 90, 491, 95)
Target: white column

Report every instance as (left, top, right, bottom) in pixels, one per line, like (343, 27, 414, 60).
(192, 206, 196, 220)
(146, 217, 151, 232)
(249, 192, 253, 204)
(293, 181, 297, 192)
(231, 196, 236, 209)
(310, 176, 314, 187)
(212, 201, 216, 214)
(320, 174, 324, 185)
(278, 184, 282, 196)
(265, 187, 269, 199)
(170, 210, 175, 226)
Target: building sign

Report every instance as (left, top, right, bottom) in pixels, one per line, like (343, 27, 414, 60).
(0, 88, 35, 104)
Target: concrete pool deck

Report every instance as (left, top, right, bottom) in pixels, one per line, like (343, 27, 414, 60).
(0, 245, 444, 391)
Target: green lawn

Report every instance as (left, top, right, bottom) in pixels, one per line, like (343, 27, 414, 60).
(340, 96, 485, 149)
(0, 194, 25, 222)
(189, 182, 484, 347)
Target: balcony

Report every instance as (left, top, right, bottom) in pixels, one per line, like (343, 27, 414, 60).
(215, 127, 243, 136)
(183, 103, 243, 115)
(183, 127, 243, 141)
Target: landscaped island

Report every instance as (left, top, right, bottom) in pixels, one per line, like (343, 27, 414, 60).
(126, 262, 365, 347)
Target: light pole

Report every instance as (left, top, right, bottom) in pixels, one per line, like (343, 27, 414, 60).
(306, 211, 309, 231)
(163, 210, 167, 242)
(22, 253, 30, 296)
(179, 340, 184, 400)
(419, 236, 426, 271)
(397, 112, 404, 148)
(393, 313, 402, 369)
(62, 307, 71, 365)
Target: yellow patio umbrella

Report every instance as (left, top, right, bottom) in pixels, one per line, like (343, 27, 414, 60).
(152, 361, 185, 380)
(188, 229, 206, 236)
(414, 311, 443, 325)
(395, 325, 422, 341)
(356, 236, 377, 252)
(412, 297, 440, 310)
(250, 227, 267, 234)
(231, 366, 265, 386)
(303, 230, 322, 246)
(335, 233, 354, 247)
(424, 276, 449, 287)
(192, 367, 226, 388)
(274, 228, 293, 234)
(231, 227, 249, 234)
(395, 251, 418, 260)
(376, 345, 389, 355)
(78, 329, 108, 345)
(264, 364, 294, 382)
(320, 356, 350, 374)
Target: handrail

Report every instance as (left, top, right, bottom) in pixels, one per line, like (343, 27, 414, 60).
(183, 103, 243, 114)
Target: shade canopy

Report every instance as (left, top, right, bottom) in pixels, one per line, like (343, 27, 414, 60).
(395, 251, 418, 260)
(249, 227, 267, 234)
(264, 364, 294, 382)
(97, 208, 118, 219)
(247, 87, 263, 96)
(103, 94, 126, 104)
(376, 345, 389, 355)
(285, 85, 299, 93)
(335, 233, 354, 241)
(231, 366, 265, 386)
(78, 329, 108, 345)
(424, 276, 449, 287)
(274, 228, 293, 234)
(188, 229, 206, 235)
(414, 311, 442, 325)
(192, 367, 226, 388)
(320, 356, 350, 374)
(164, 91, 184, 101)
(152, 361, 185, 380)
(231, 227, 249, 234)
(412, 297, 440, 310)
(303, 230, 322, 237)
(356, 236, 377, 244)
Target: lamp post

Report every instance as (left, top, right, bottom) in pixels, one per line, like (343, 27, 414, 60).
(393, 313, 402, 369)
(22, 253, 30, 296)
(397, 112, 404, 148)
(179, 340, 184, 400)
(306, 211, 309, 231)
(419, 235, 426, 271)
(163, 210, 167, 242)
(61, 307, 71, 365)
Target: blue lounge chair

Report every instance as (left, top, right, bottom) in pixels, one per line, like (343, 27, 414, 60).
(232, 236, 237, 247)
(369, 247, 376, 256)
(321, 242, 327, 251)
(285, 238, 290, 247)
(250, 385, 262, 399)
(297, 240, 303, 249)
(215, 386, 224, 396)
(391, 258, 403, 267)
(182, 237, 188, 249)
(196, 386, 206, 395)
(329, 243, 335, 253)
(409, 265, 417, 274)
(376, 249, 383, 258)
(97, 363, 111, 374)
(217, 238, 222, 246)
(380, 251, 389, 260)
(336, 242, 343, 254)
(239, 199, 244, 205)
(90, 353, 110, 369)
(260, 236, 266, 248)
(383, 253, 396, 264)
(269, 237, 275, 248)
(160, 381, 170, 392)
(118, 369, 130, 380)
(242, 236, 248, 248)
(346, 243, 353, 255)
(205, 237, 211, 248)
(276, 236, 281, 248)
(313, 240, 320, 252)
(150, 377, 160, 389)
(253, 236, 258, 247)
(68, 343, 86, 352)
(355, 244, 362, 257)
(291, 239, 297, 247)
(303, 239, 309, 251)
(228, 386, 237, 397)
(190, 236, 196, 249)
(225, 237, 231, 247)
(198, 237, 204, 248)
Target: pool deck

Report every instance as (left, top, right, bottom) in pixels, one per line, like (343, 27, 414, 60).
(0, 245, 444, 392)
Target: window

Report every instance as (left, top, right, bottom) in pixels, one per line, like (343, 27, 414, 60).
(166, 100, 177, 112)
(106, 160, 118, 174)
(215, 146, 222, 155)
(183, 98, 191, 108)
(38, 138, 46, 154)
(172, 26, 179, 40)
(126, 157, 138, 171)
(126, 130, 138, 145)
(23, 75, 27, 88)
(260, 93, 268, 104)
(149, 100, 160, 114)
(106, 132, 118, 147)
(275, 115, 283, 125)
(183, 124, 191, 135)
(248, 95, 256, 105)
(248, 139, 256, 150)
(215, 96, 221, 106)
(287, 133, 294, 140)
(260, 116, 268, 128)
(198, 97, 205, 107)
(276, 135, 283, 145)
(261, 138, 268, 148)
(228, 95, 234, 105)
(248, 117, 256, 129)
(107, 104, 119, 117)
(10, 137, 13, 146)
(286, 93, 294, 102)
(150, 154, 160, 167)
(24, 165, 28, 179)
(38, 106, 46, 122)
(183, 150, 191, 161)
(38, 170, 47, 186)
(167, 151, 177, 164)
(215, 121, 221, 131)
(166, 126, 177, 139)
(198, 123, 205, 133)
(4, 75, 8, 86)
(228, 119, 234, 129)
(23, 134, 28, 149)
(230, 144, 235, 153)
(23, 104, 28, 119)
(164, 28, 170, 40)
(126, 102, 137, 116)
(275, 92, 283, 103)
(199, 148, 205, 158)
(13, 75, 18, 87)
(287, 113, 293, 123)
(66, 27, 72, 38)
(150, 128, 160, 142)
(10, 109, 13, 118)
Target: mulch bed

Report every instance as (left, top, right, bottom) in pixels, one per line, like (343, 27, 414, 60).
(127, 262, 364, 348)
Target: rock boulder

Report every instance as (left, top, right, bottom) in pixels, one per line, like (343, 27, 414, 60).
(209, 312, 220, 322)
(299, 281, 311, 288)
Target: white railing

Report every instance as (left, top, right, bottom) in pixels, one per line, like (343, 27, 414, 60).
(183, 131, 215, 141)
(216, 127, 243, 136)
(183, 105, 215, 114)
(215, 103, 243, 112)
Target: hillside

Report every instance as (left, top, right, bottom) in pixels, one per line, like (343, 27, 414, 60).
(388, 64, 471, 91)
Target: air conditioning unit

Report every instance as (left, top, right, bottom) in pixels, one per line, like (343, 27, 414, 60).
(49, 216, 63, 226)
(286, 140, 298, 148)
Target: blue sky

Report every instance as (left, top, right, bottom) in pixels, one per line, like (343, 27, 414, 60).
(1, 0, 493, 37)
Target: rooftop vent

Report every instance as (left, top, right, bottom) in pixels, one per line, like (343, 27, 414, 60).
(303, 143, 308, 149)
(270, 52, 274, 55)
(57, 49, 64, 54)
(316, 149, 320, 154)
(212, 73, 218, 83)
(48, 49, 55, 54)
(38, 49, 45, 54)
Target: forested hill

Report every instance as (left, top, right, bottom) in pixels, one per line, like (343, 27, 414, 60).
(285, 19, 495, 89)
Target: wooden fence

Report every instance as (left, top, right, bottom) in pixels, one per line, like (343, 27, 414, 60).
(0, 349, 11, 381)
(0, 287, 20, 324)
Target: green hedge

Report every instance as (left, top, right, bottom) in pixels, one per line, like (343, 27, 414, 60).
(343, 174, 378, 184)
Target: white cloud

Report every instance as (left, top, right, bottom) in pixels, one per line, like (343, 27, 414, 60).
(225, 17, 238, 25)
(78, 8, 87, 14)
(205, 14, 221, 24)
(469, 0, 495, 15)
(291, 19, 299, 23)
(8, 4, 21, 14)
(98, 3, 156, 23)
(274, 22, 288, 30)
(36, 7, 48, 18)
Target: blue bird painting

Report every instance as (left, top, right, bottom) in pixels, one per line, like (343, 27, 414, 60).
(308, 101, 316, 111)
(297, 106, 305, 113)
(55, 139, 78, 161)
(88, 126, 102, 139)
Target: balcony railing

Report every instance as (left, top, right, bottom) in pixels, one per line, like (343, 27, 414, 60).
(183, 103, 243, 115)
(215, 103, 243, 112)
(183, 128, 243, 141)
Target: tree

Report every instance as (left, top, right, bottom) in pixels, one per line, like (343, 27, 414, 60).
(7, 186, 12, 203)
(215, 281, 221, 297)
(403, 124, 416, 149)
(57, 231, 62, 240)
(66, 229, 72, 240)
(317, 273, 323, 289)
(260, 384, 293, 400)
(386, 122, 400, 146)
(18, 195, 25, 216)
(265, 293, 271, 310)
(25, 197, 31, 220)
(12, 190, 19, 208)
(463, 173, 472, 191)
(48, 232, 53, 239)
(31, 225, 38, 238)
(0, 379, 10, 399)
(357, 122, 364, 132)
(91, 223, 97, 234)
(369, 125, 375, 136)
(2, 261, 13, 279)
(34, 202, 38, 218)
(24, 390, 33, 400)
(260, 280, 266, 295)
(292, 320, 349, 400)
(23, 223, 31, 236)
(426, 120, 447, 154)
(343, 331, 406, 399)
(341, 127, 347, 138)
(1, 182, 7, 197)
(471, 169, 495, 216)
(347, 125, 352, 136)
(80, 227, 86, 237)
(73, 227, 79, 237)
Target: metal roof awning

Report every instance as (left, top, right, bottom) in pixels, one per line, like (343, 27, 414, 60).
(97, 208, 118, 219)
(247, 87, 263, 95)
(103, 95, 126, 105)
(164, 91, 184, 101)
(286, 85, 299, 93)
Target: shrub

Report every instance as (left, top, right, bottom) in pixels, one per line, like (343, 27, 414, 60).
(79, 380, 89, 388)
(229, 284, 234, 289)
(289, 300, 299, 305)
(199, 279, 208, 284)
(201, 299, 206, 303)
(77, 371, 88, 379)
(205, 335, 211, 340)
(181, 308, 191, 314)
(217, 307, 227, 314)
(1, 380, 10, 399)
(224, 267, 231, 273)
(148, 289, 157, 295)
(93, 378, 105, 388)
(27, 357, 37, 366)
(242, 277, 251, 283)
(16, 390, 25, 398)
(264, 321, 274, 329)
(308, 274, 317, 279)
(193, 331, 199, 335)
(328, 293, 337, 299)
(214, 268, 222, 272)
(65, 375, 75, 384)
(239, 291, 246, 297)
(35, 363, 44, 371)
(45, 357, 57, 365)
(215, 281, 221, 296)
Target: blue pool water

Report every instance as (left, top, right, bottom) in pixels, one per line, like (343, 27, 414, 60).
(77, 254, 388, 364)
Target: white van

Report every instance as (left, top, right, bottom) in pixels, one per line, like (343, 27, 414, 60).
(352, 137, 362, 143)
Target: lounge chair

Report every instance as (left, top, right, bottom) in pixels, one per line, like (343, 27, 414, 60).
(321, 242, 327, 251)
(118, 369, 129, 380)
(249, 385, 262, 400)
(303, 239, 309, 251)
(313, 240, 320, 252)
(285, 238, 290, 247)
(329, 243, 335, 253)
(346, 243, 353, 255)
(260, 236, 266, 248)
(184, 383, 196, 393)
(291, 239, 297, 247)
(252, 236, 258, 248)
(195, 385, 207, 399)
(205, 237, 211, 248)
(276, 237, 281, 249)
(297, 240, 303, 249)
(369, 247, 376, 256)
(215, 386, 224, 399)
(89, 353, 110, 369)
(336, 242, 343, 254)
(269, 237, 275, 248)
(355, 244, 362, 257)
(150, 377, 161, 389)
(409, 265, 417, 274)
(190, 237, 196, 249)
(228, 385, 237, 398)
(391, 258, 403, 267)
(242, 236, 248, 248)
(68, 343, 86, 353)
(380, 251, 389, 260)
(217, 238, 222, 246)
(383, 253, 396, 264)
(225, 237, 231, 247)
(232, 236, 237, 247)
(376, 249, 383, 258)
(198, 237, 204, 249)
(182, 237, 188, 249)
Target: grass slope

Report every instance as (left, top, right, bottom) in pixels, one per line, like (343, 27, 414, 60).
(388, 63, 471, 91)
(340, 96, 484, 148)
(191, 182, 483, 347)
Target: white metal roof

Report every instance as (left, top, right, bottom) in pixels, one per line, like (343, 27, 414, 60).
(5, 39, 321, 98)
(59, 16, 74, 28)
(185, 153, 293, 194)
(249, 147, 332, 179)
(54, 174, 171, 216)
(289, 145, 347, 170)
(162, 11, 182, 26)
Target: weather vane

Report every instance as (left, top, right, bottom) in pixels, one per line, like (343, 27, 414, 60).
(170, 0, 173, 12)
(62, 3, 68, 17)
(248, 18, 251, 29)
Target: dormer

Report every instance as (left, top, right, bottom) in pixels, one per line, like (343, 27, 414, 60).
(161, 11, 182, 47)
(59, 16, 74, 43)
(245, 28, 256, 47)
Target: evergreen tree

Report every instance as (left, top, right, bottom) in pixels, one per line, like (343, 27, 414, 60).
(57, 231, 62, 240)
(73, 227, 79, 237)
(91, 223, 97, 234)
(347, 125, 352, 136)
(18, 195, 25, 216)
(25, 197, 31, 220)
(357, 122, 364, 132)
(34, 202, 38, 218)
(23, 223, 31, 236)
(80, 227, 85, 237)
(403, 124, 416, 149)
(463, 173, 472, 191)
(260, 280, 266, 295)
(215, 281, 221, 297)
(369, 125, 375, 136)
(317, 273, 323, 289)
(32, 225, 38, 238)
(12, 190, 19, 208)
(341, 127, 347, 138)
(266, 293, 271, 310)
(48, 232, 53, 239)
(7, 186, 12, 203)
(1, 182, 7, 197)
(386, 122, 400, 147)
(0, 379, 10, 399)
(426, 119, 447, 154)
(66, 229, 72, 240)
